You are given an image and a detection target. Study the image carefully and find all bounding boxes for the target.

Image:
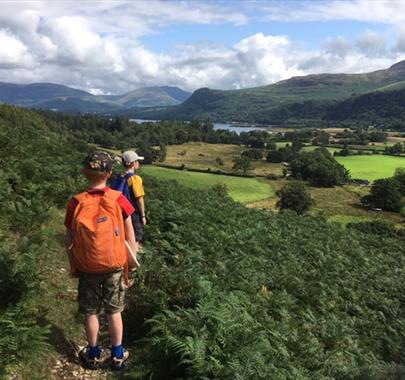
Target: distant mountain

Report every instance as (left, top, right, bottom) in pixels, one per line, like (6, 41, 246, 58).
(127, 60, 405, 122)
(3, 61, 405, 120)
(0, 82, 191, 113)
(0, 82, 91, 105)
(160, 86, 191, 102)
(100, 86, 191, 108)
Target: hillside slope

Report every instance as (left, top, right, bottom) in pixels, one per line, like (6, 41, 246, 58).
(128, 60, 405, 122)
(325, 87, 405, 121)
(1, 105, 404, 378)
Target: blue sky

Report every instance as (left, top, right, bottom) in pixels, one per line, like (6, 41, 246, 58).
(1, 0, 405, 94)
(141, 20, 390, 53)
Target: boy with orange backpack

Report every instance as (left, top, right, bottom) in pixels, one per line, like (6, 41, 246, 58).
(64, 151, 139, 370)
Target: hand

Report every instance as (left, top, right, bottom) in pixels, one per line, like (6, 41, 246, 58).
(141, 215, 147, 226)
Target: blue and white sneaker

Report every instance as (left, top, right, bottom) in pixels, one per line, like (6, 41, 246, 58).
(111, 348, 129, 370)
(79, 346, 101, 370)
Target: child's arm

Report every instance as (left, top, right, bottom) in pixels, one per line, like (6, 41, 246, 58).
(65, 229, 77, 276)
(136, 196, 147, 225)
(124, 216, 139, 256)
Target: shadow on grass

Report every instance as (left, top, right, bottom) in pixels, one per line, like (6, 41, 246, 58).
(38, 315, 82, 365)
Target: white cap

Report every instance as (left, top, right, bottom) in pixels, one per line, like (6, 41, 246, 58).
(122, 151, 144, 165)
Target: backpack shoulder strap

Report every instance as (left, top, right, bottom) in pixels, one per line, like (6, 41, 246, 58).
(124, 172, 134, 184)
(104, 189, 122, 201)
(72, 191, 89, 203)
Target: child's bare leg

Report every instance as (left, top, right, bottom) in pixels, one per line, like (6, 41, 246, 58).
(107, 312, 123, 346)
(85, 314, 99, 347)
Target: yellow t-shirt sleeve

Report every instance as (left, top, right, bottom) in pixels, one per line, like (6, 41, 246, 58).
(128, 175, 145, 198)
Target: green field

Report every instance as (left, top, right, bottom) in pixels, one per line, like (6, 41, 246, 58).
(275, 141, 291, 148)
(335, 155, 405, 181)
(302, 145, 340, 154)
(142, 166, 274, 202)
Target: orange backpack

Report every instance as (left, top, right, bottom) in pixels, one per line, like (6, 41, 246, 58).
(70, 190, 127, 274)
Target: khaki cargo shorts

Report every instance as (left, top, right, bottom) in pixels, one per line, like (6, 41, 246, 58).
(77, 269, 126, 315)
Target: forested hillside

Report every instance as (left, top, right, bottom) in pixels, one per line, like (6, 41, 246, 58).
(1, 105, 404, 379)
(127, 60, 405, 123)
(325, 88, 405, 122)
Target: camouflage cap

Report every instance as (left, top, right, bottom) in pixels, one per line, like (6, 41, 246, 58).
(83, 151, 113, 172)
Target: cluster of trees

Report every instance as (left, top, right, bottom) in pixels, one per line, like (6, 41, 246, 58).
(37, 111, 247, 161)
(283, 129, 315, 142)
(333, 147, 375, 157)
(290, 148, 350, 187)
(266, 140, 304, 163)
(241, 149, 263, 160)
(334, 129, 387, 145)
(361, 168, 405, 212)
(239, 130, 275, 149)
(39, 111, 326, 166)
(384, 142, 405, 156)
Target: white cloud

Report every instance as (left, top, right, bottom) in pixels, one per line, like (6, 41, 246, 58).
(1, 0, 405, 94)
(263, 0, 405, 24)
(355, 30, 388, 57)
(395, 26, 405, 53)
(0, 29, 34, 68)
(232, 34, 303, 88)
(323, 36, 352, 58)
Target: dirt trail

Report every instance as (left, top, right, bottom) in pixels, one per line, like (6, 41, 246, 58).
(42, 211, 114, 380)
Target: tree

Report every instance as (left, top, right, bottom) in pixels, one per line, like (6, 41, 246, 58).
(241, 149, 262, 160)
(158, 144, 167, 162)
(290, 148, 350, 187)
(232, 156, 251, 175)
(361, 178, 403, 212)
(276, 182, 313, 214)
(266, 146, 295, 163)
(393, 167, 405, 195)
(385, 143, 403, 156)
(312, 131, 330, 146)
(291, 139, 304, 151)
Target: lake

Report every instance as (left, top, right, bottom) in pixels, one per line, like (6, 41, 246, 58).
(213, 123, 269, 134)
(129, 119, 160, 124)
(130, 119, 269, 134)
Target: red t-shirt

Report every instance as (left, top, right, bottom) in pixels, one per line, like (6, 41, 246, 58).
(64, 187, 134, 229)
